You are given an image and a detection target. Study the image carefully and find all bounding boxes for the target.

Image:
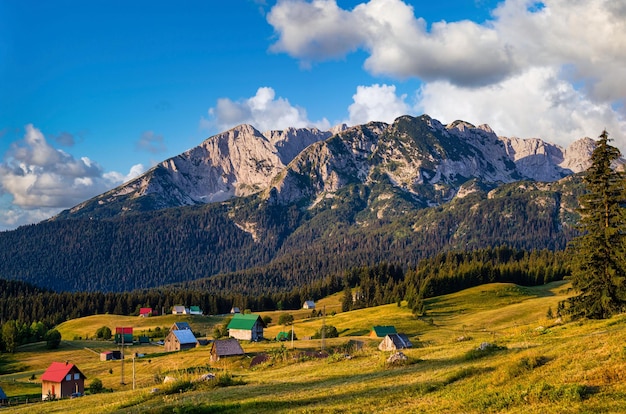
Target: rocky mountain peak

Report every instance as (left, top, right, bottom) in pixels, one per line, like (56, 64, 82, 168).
(56, 115, 602, 220)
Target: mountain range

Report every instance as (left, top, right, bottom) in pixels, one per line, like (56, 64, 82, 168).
(0, 115, 595, 292)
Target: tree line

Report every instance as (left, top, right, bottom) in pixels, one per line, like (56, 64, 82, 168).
(0, 245, 570, 338)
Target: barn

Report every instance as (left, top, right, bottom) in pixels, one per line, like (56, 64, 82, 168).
(100, 350, 122, 361)
(227, 313, 266, 341)
(41, 362, 86, 400)
(210, 338, 244, 362)
(164, 329, 198, 352)
(378, 333, 413, 351)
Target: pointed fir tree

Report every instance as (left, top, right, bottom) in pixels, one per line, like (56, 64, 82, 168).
(565, 130, 626, 319)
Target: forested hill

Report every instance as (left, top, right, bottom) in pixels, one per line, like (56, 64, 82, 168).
(0, 174, 583, 293)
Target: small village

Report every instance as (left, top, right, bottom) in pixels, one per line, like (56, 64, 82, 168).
(0, 294, 417, 407)
(2, 280, 626, 413)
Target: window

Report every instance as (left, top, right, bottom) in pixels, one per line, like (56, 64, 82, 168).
(74, 373, 80, 380)
(66, 374, 71, 381)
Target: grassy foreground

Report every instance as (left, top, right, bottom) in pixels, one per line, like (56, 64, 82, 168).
(2, 281, 626, 413)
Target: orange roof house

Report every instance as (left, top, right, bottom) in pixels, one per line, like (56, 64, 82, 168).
(41, 361, 86, 400)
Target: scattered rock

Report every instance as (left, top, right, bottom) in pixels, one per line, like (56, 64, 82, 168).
(197, 373, 216, 382)
(387, 352, 407, 364)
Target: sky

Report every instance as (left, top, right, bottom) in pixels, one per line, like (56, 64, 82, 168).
(1, 0, 625, 230)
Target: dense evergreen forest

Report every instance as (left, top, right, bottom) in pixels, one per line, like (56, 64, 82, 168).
(0, 177, 582, 293)
(0, 246, 570, 352)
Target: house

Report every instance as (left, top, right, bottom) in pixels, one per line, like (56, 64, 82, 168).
(171, 322, 192, 331)
(210, 338, 244, 361)
(378, 333, 413, 351)
(302, 300, 316, 310)
(100, 350, 121, 361)
(139, 307, 152, 317)
(115, 327, 133, 344)
(189, 306, 203, 315)
(172, 305, 187, 315)
(230, 307, 241, 314)
(41, 362, 86, 400)
(370, 325, 397, 338)
(164, 329, 198, 352)
(227, 313, 266, 341)
(0, 386, 7, 406)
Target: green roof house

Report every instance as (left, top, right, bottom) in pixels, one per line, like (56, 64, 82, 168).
(227, 314, 266, 341)
(189, 306, 202, 315)
(370, 325, 397, 338)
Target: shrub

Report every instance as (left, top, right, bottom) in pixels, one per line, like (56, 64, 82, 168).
(45, 329, 61, 349)
(506, 355, 549, 379)
(462, 342, 506, 361)
(312, 325, 338, 339)
(89, 378, 104, 394)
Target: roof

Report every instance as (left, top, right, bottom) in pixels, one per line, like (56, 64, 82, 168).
(303, 300, 315, 308)
(41, 362, 85, 383)
(172, 322, 192, 331)
(189, 306, 201, 312)
(276, 331, 290, 340)
(0, 386, 6, 400)
(139, 307, 152, 314)
(387, 333, 413, 349)
(171, 330, 198, 345)
(371, 325, 397, 337)
(227, 314, 266, 330)
(212, 338, 244, 356)
(172, 305, 186, 312)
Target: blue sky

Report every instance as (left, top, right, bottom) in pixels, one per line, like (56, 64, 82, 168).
(1, 0, 625, 230)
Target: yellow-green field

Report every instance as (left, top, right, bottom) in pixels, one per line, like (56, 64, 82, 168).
(2, 281, 626, 413)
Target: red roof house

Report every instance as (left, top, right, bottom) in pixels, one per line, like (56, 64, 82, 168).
(139, 307, 153, 317)
(41, 362, 86, 400)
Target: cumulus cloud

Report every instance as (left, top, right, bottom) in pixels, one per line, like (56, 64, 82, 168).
(347, 84, 411, 125)
(0, 125, 143, 230)
(268, 0, 626, 144)
(417, 66, 626, 148)
(136, 131, 167, 154)
(206, 87, 330, 132)
(268, 0, 517, 86)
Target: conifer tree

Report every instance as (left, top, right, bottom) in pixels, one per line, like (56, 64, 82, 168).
(566, 130, 626, 319)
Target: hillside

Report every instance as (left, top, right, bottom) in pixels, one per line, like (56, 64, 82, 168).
(2, 281, 626, 413)
(0, 115, 592, 292)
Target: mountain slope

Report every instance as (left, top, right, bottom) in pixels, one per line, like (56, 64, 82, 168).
(0, 115, 595, 292)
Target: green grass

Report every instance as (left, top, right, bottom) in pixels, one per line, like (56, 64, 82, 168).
(3, 281, 626, 413)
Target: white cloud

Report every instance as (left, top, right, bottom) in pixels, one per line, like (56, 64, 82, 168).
(206, 87, 330, 132)
(347, 84, 411, 125)
(268, 0, 626, 145)
(268, 0, 517, 86)
(0, 125, 144, 230)
(417, 66, 626, 148)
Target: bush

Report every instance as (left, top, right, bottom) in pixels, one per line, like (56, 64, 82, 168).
(89, 378, 104, 394)
(278, 313, 294, 326)
(462, 342, 506, 361)
(45, 329, 61, 349)
(506, 355, 549, 379)
(96, 326, 112, 340)
(312, 325, 338, 339)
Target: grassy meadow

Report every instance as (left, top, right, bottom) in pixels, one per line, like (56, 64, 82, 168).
(2, 281, 626, 413)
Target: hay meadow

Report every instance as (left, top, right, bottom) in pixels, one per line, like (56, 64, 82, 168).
(2, 281, 626, 413)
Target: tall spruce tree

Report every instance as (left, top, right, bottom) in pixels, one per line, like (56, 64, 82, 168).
(566, 130, 626, 319)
